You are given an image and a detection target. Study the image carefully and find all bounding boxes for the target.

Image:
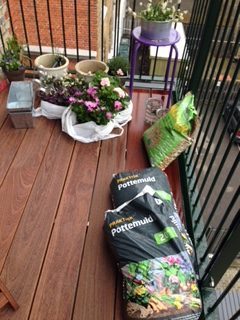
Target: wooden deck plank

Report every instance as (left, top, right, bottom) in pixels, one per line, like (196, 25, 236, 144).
(0, 118, 26, 186)
(0, 123, 74, 319)
(72, 131, 128, 320)
(0, 118, 55, 272)
(126, 90, 149, 170)
(29, 142, 100, 320)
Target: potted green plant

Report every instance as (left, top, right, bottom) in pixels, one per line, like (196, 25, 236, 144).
(0, 36, 26, 82)
(128, 0, 187, 40)
(107, 56, 129, 85)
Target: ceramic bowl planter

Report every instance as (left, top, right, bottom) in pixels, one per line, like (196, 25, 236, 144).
(140, 19, 172, 40)
(34, 54, 69, 78)
(75, 60, 109, 81)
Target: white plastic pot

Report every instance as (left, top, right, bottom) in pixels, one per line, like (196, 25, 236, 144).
(34, 54, 69, 78)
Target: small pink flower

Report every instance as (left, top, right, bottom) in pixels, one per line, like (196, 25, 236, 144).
(114, 101, 122, 110)
(85, 101, 98, 112)
(87, 87, 97, 97)
(113, 87, 126, 98)
(169, 275, 179, 284)
(100, 77, 110, 87)
(74, 90, 82, 97)
(167, 256, 180, 265)
(106, 112, 112, 120)
(68, 96, 77, 103)
(116, 68, 124, 76)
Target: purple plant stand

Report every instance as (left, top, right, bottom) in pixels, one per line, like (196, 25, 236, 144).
(129, 26, 180, 108)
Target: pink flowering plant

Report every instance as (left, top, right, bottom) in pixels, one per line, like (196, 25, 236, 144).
(107, 56, 129, 77)
(71, 72, 130, 125)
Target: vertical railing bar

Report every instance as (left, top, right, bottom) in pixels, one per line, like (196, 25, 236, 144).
(164, 46, 173, 90)
(113, 0, 118, 56)
(205, 227, 212, 240)
(19, 0, 32, 67)
(60, 0, 67, 56)
(116, 0, 121, 55)
(139, 46, 145, 80)
(194, 0, 230, 112)
(187, 25, 240, 174)
(128, 0, 136, 61)
(176, 0, 202, 94)
(101, 0, 104, 61)
(229, 308, 240, 320)
(130, 0, 136, 35)
(74, 0, 79, 61)
(88, 0, 91, 59)
(151, 47, 159, 80)
(0, 26, 5, 52)
(192, 81, 240, 202)
(33, 0, 42, 55)
(200, 188, 240, 263)
(196, 154, 240, 241)
(6, 0, 14, 35)
(194, 129, 240, 223)
(201, 213, 240, 287)
(182, 0, 210, 95)
(186, 2, 239, 168)
(206, 270, 240, 314)
(46, 0, 54, 50)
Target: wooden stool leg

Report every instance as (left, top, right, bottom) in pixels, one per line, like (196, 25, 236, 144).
(0, 279, 19, 311)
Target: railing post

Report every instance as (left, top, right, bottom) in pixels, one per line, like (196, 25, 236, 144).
(188, 0, 222, 94)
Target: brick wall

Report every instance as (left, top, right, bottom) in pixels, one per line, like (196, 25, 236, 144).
(0, 0, 11, 52)
(7, 0, 98, 53)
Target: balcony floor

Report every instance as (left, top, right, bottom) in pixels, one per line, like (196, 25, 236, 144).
(0, 87, 183, 320)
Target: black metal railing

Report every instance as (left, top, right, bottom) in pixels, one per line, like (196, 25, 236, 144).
(177, 0, 240, 318)
(0, 0, 187, 84)
(0, 0, 142, 65)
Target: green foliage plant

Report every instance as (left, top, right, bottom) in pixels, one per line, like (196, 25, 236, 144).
(0, 36, 25, 72)
(107, 56, 129, 76)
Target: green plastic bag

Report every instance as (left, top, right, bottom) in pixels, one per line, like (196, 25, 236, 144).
(143, 93, 198, 170)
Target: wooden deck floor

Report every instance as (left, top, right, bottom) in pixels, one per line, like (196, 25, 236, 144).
(0, 87, 183, 320)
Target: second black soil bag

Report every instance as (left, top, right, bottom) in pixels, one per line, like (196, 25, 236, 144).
(104, 185, 202, 320)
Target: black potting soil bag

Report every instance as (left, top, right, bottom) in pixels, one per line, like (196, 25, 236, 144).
(110, 168, 195, 265)
(111, 167, 173, 208)
(104, 185, 201, 320)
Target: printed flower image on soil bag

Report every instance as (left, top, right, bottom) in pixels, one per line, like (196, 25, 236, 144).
(143, 93, 199, 170)
(123, 253, 201, 319)
(104, 185, 202, 319)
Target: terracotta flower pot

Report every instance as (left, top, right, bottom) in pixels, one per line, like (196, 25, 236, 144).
(75, 60, 109, 81)
(140, 19, 172, 40)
